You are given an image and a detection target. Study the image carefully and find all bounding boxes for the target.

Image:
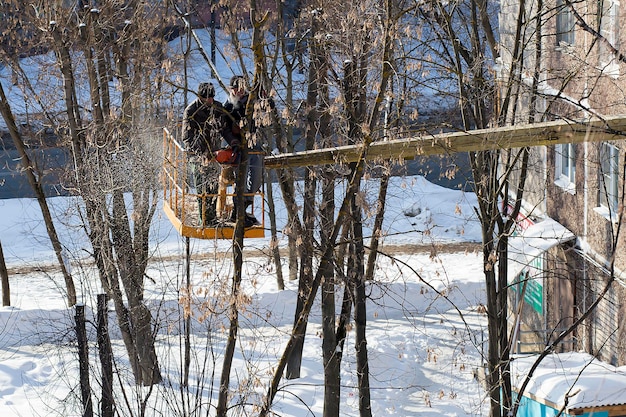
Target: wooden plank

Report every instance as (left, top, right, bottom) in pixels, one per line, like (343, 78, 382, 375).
(570, 404, 626, 416)
(264, 115, 626, 169)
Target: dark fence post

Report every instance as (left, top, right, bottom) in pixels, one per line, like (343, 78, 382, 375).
(75, 304, 93, 417)
(0, 241, 9, 306)
(97, 293, 114, 417)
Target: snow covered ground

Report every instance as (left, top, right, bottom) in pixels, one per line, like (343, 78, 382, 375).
(0, 175, 492, 416)
(0, 22, 493, 417)
(3, 22, 626, 416)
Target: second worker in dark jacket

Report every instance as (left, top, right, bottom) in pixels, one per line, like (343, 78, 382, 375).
(223, 75, 262, 227)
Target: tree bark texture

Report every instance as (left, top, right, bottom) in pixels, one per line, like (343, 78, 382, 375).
(321, 170, 340, 417)
(97, 294, 114, 417)
(265, 169, 285, 290)
(350, 191, 373, 417)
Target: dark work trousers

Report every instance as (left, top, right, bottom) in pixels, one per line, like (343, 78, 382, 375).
(245, 146, 264, 208)
(190, 160, 219, 225)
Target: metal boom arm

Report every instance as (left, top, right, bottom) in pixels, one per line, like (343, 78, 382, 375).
(264, 115, 626, 169)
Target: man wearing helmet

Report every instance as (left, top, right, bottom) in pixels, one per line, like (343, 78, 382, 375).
(182, 82, 232, 226)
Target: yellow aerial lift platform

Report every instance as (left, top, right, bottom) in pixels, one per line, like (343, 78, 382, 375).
(162, 127, 265, 239)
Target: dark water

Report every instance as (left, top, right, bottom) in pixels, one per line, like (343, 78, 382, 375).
(0, 146, 473, 199)
(0, 147, 71, 199)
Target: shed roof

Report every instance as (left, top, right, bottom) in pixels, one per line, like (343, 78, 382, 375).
(508, 217, 575, 282)
(512, 352, 626, 412)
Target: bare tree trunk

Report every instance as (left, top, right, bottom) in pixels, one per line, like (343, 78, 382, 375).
(497, 235, 512, 416)
(0, 241, 9, 307)
(321, 276, 341, 417)
(266, 169, 285, 290)
(340, 24, 374, 414)
(270, 163, 302, 282)
(0, 83, 77, 307)
(273, 167, 302, 283)
(215, 0, 273, 403)
(216, 123, 249, 417)
(183, 237, 192, 387)
(133, 305, 162, 385)
(286, 167, 315, 379)
(110, 189, 161, 385)
(88, 202, 142, 380)
(286, 9, 322, 379)
(268, 0, 301, 286)
(317, 50, 340, 414)
(321, 169, 340, 417)
(365, 169, 390, 281)
(288, 236, 298, 280)
(365, 95, 397, 281)
(484, 252, 501, 417)
(349, 199, 372, 417)
(97, 294, 114, 417)
(470, 149, 502, 417)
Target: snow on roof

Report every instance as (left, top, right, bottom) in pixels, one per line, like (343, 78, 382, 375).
(508, 217, 575, 281)
(512, 352, 626, 412)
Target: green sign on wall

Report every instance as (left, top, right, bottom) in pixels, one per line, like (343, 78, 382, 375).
(522, 276, 543, 315)
(515, 256, 544, 315)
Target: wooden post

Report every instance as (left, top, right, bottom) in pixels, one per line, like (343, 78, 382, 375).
(75, 304, 93, 417)
(0, 241, 10, 306)
(97, 294, 114, 417)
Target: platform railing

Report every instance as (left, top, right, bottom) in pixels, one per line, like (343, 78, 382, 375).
(162, 127, 264, 239)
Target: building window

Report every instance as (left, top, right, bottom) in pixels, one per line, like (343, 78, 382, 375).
(555, 143, 576, 193)
(598, 142, 619, 217)
(592, 277, 619, 364)
(556, 0, 576, 46)
(598, 0, 620, 75)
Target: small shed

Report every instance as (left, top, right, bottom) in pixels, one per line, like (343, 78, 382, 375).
(512, 352, 626, 417)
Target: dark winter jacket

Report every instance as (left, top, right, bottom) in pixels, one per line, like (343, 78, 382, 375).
(182, 98, 233, 156)
(223, 93, 249, 148)
(224, 91, 276, 150)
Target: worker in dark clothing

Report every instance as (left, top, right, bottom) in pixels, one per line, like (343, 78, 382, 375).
(223, 75, 264, 227)
(182, 82, 233, 226)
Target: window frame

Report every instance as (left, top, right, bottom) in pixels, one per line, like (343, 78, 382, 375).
(556, 0, 576, 46)
(555, 143, 576, 193)
(597, 142, 620, 219)
(598, 0, 620, 75)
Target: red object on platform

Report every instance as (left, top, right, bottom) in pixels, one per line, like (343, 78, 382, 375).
(215, 149, 239, 165)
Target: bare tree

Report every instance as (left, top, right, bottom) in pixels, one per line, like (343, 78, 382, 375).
(414, 0, 530, 412)
(285, 5, 323, 381)
(247, 0, 398, 414)
(0, 0, 179, 386)
(413, 0, 626, 414)
(0, 81, 77, 307)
